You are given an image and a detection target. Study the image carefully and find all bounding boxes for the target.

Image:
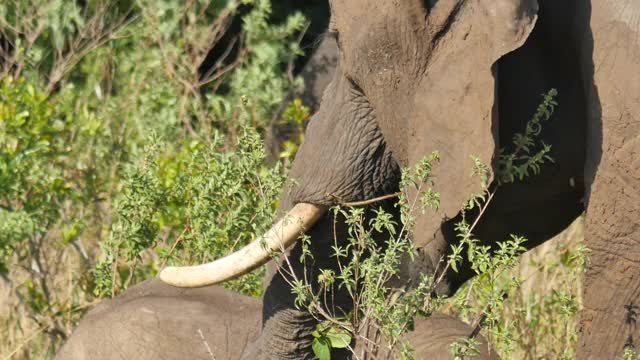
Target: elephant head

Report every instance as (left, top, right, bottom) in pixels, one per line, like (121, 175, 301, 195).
(56, 279, 263, 360)
(159, 0, 543, 357)
(162, 0, 543, 288)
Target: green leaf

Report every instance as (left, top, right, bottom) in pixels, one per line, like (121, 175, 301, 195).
(325, 327, 351, 349)
(312, 337, 331, 360)
(453, 260, 460, 273)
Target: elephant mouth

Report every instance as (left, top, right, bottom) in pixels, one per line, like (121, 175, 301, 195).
(159, 203, 326, 288)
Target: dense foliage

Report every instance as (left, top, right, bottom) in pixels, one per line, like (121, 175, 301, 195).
(0, 0, 306, 357)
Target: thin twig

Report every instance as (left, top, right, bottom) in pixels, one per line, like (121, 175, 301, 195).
(111, 257, 118, 297)
(160, 226, 190, 269)
(469, 190, 496, 233)
(197, 329, 216, 360)
(8, 278, 101, 352)
(469, 312, 487, 340)
(2, 324, 49, 360)
(332, 192, 402, 208)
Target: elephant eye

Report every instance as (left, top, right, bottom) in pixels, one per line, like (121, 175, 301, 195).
(325, 28, 342, 55)
(347, 76, 365, 97)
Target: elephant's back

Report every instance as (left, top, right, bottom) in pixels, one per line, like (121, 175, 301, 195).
(56, 278, 261, 360)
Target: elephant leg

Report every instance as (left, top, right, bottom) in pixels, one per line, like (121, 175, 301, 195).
(577, 0, 640, 357)
(579, 100, 640, 357)
(579, 159, 640, 358)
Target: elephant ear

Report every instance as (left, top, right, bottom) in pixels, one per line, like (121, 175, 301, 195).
(410, 0, 539, 247)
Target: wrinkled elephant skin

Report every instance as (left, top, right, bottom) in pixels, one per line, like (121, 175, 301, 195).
(578, 0, 640, 357)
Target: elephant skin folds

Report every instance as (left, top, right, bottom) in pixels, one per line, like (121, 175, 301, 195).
(577, 0, 640, 358)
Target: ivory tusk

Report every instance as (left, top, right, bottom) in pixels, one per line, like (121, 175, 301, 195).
(159, 203, 326, 288)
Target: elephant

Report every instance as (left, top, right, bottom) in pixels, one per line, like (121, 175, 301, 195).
(56, 278, 498, 359)
(61, 0, 640, 358)
(55, 278, 262, 360)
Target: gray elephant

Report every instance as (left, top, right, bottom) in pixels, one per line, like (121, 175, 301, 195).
(57, 278, 497, 359)
(55, 279, 261, 360)
(62, 0, 640, 359)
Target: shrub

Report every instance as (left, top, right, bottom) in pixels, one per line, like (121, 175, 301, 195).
(0, 0, 306, 357)
(93, 127, 287, 298)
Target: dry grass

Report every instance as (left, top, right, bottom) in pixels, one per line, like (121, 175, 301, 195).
(0, 238, 98, 359)
(506, 216, 585, 359)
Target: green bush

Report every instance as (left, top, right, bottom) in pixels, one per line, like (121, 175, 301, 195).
(93, 127, 287, 298)
(0, 77, 111, 357)
(0, 0, 306, 357)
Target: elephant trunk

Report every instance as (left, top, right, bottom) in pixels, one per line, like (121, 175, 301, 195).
(260, 302, 317, 359)
(260, 209, 357, 359)
(159, 203, 326, 288)
(261, 298, 355, 359)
